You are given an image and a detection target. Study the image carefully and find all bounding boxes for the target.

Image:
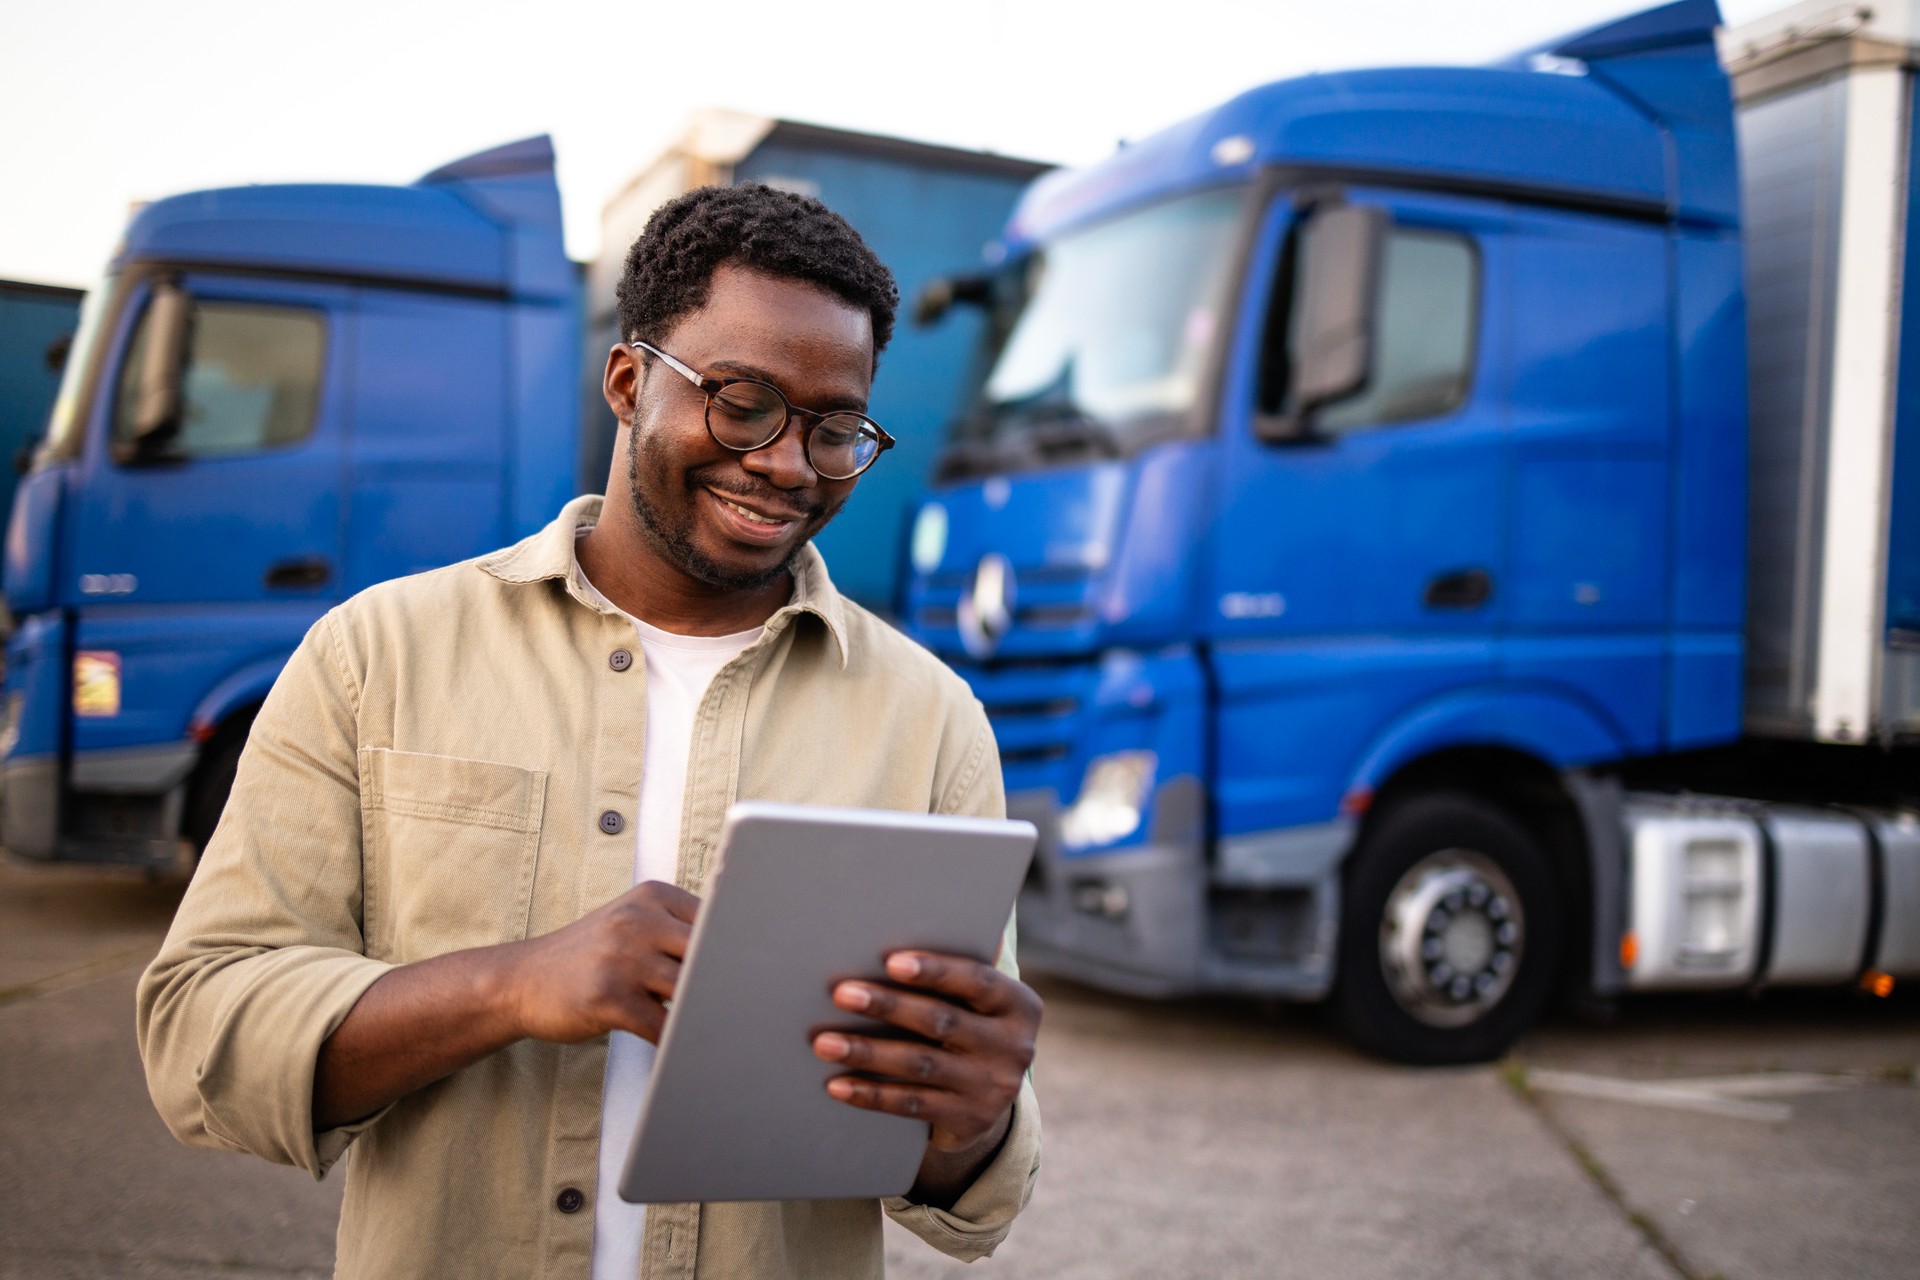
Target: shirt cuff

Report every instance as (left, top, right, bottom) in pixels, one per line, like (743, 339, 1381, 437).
(195, 948, 395, 1178)
(882, 1074, 1041, 1262)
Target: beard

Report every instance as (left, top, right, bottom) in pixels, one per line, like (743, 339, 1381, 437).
(624, 425, 845, 593)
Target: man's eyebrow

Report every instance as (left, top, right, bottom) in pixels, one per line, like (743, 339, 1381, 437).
(706, 359, 868, 412)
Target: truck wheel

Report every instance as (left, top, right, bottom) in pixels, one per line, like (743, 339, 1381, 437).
(185, 714, 254, 856)
(1333, 792, 1560, 1065)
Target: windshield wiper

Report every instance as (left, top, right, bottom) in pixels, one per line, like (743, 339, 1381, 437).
(935, 403, 1122, 482)
(997, 402, 1121, 459)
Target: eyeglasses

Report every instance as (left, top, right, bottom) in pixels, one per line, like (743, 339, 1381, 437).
(628, 339, 894, 481)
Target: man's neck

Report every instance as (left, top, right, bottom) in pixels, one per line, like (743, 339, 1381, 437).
(576, 519, 790, 636)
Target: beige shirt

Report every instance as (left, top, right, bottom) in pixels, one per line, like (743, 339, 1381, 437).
(136, 495, 1041, 1279)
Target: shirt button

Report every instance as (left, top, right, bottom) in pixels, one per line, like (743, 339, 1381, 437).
(599, 810, 626, 835)
(555, 1187, 585, 1214)
(609, 648, 633, 672)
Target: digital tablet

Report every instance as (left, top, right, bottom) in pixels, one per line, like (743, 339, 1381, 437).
(617, 801, 1037, 1204)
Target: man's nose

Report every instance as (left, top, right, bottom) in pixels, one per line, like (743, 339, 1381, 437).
(739, 414, 818, 489)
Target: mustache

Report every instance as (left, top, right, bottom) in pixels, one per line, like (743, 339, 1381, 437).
(689, 469, 824, 522)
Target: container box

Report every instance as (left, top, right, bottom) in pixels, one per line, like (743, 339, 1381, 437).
(1726, 1, 1920, 742)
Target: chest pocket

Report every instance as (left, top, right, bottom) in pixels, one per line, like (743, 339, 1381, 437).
(360, 747, 549, 964)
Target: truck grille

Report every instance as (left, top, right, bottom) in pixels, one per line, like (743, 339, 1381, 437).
(956, 661, 1099, 792)
(907, 564, 1100, 659)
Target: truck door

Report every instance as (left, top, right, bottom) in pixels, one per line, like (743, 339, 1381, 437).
(69, 273, 350, 607)
(1207, 189, 1508, 839)
(64, 272, 350, 752)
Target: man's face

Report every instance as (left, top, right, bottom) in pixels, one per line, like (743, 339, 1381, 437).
(621, 264, 874, 593)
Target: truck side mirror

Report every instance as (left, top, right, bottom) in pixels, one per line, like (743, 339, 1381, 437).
(128, 283, 192, 448)
(44, 333, 72, 374)
(1256, 203, 1385, 442)
(913, 273, 992, 328)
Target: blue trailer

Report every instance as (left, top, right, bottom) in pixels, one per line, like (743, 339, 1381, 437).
(0, 279, 84, 531)
(904, 0, 1920, 1061)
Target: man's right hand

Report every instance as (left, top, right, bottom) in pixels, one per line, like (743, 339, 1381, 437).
(313, 881, 698, 1131)
(503, 880, 699, 1044)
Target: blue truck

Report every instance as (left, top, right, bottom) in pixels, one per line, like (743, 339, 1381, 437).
(0, 128, 1040, 871)
(905, 0, 1920, 1061)
(3, 137, 580, 865)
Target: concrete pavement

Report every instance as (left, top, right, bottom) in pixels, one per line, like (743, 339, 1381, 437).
(1517, 995, 1920, 1280)
(1, 857, 1913, 1279)
(0, 862, 342, 1280)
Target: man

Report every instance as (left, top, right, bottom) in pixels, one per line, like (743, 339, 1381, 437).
(137, 184, 1043, 1280)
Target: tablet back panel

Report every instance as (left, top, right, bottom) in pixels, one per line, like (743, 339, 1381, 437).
(619, 802, 1035, 1204)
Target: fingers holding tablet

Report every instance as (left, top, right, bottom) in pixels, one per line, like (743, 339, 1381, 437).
(617, 805, 1037, 1204)
(815, 950, 1041, 1152)
(507, 879, 701, 1045)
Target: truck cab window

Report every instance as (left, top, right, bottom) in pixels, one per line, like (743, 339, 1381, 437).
(956, 186, 1246, 466)
(112, 299, 324, 460)
(36, 276, 117, 466)
(1266, 224, 1477, 433)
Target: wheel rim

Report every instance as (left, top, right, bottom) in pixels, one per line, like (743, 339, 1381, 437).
(1378, 848, 1524, 1028)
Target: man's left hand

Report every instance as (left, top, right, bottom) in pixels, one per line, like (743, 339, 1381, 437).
(812, 951, 1041, 1197)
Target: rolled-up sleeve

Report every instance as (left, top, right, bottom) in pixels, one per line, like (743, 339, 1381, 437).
(884, 698, 1042, 1259)
(136, 611, 392, 1177)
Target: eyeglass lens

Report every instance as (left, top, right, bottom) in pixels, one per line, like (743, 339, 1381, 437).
(707, 381, 882, 479)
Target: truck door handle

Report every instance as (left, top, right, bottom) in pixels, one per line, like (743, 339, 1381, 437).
(1423, 567, 1492, 610)
(264, 557, 332, 590)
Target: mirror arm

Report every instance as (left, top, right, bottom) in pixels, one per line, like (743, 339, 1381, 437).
(1252, 408, 1331, 446)
(913, 273, 992, 328)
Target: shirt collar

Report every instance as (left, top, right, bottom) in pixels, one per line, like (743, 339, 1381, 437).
(477, 495, 851, 668)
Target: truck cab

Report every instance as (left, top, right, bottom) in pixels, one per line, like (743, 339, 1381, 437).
(2, 137, 579, 866)
(906, 0, 1918, 1061)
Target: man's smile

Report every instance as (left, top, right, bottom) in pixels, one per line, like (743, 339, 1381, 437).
(716, 493, 786, 526)
(700, 484, 811, 545)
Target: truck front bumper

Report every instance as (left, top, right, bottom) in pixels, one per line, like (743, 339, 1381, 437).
(2, 756, 59, 861)
(1010, 783, 1352, 1001)
(2, 742, 196, 867)
(1010, 783, 1211, 997)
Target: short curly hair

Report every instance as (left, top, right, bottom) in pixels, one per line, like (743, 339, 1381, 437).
(615, 184, 899, 367)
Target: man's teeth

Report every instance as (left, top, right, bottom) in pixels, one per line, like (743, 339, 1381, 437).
(719, 495, 786, 526)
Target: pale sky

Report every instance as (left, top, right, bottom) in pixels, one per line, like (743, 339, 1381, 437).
(2, 0, 1783, 289)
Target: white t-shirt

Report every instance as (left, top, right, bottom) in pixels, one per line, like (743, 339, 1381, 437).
(578, 552, 761, 1280)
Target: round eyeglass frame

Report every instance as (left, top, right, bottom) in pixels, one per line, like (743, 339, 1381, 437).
(628, 339, 894, 480)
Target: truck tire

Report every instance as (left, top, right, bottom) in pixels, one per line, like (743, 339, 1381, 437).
(1333, 791, 1561, 1065)
(185, 714, 254, 856)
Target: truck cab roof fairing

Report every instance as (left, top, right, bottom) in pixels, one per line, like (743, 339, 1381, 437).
(116, 135, 568, 300)
(1003, 0, 1733, 253)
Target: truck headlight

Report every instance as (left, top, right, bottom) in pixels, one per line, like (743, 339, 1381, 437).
(1060, 751, 1156, 851)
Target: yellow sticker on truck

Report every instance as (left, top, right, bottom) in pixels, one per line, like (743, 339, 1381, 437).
(73, 651, 122, 717)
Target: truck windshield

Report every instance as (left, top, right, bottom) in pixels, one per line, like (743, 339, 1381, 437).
(37, 273, 116, 467)
(944, 185, 1247, 477)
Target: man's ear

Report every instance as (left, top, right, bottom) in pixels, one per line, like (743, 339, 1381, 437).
(603, 344, 643, 426)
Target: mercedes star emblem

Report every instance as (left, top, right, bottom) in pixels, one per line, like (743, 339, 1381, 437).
(958, 553, 1016, 660)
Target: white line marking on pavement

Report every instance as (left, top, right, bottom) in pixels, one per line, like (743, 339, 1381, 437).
(1526, 1069, 1864, 1123)
(1672, 1072, 1862, 1098)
